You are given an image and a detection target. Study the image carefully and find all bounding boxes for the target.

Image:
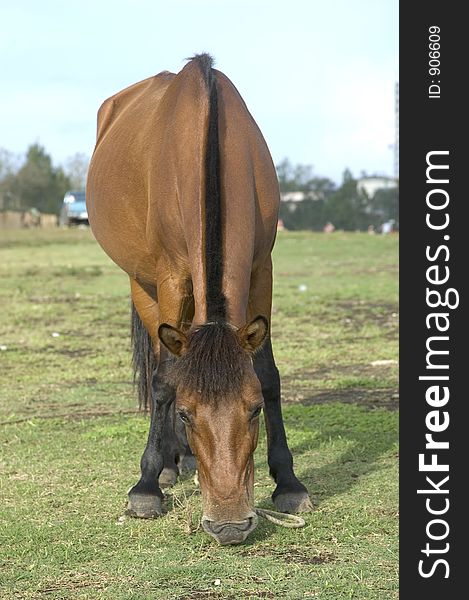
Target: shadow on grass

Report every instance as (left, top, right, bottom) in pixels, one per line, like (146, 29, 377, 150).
(256, 402, 398, 511)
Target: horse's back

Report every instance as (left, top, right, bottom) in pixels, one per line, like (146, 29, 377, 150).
(87, 59, 279, 325)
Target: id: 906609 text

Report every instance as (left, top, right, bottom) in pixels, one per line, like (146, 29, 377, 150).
(428, 26, 441, 99)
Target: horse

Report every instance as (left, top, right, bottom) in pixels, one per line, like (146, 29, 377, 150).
(86, 54, 312, 545)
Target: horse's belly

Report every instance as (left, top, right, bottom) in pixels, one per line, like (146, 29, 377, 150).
(86, 181, 156, 284)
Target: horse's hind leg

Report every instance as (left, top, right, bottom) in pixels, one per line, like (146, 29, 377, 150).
(253, 338, 313, 514)
(174, 416, 197, 475)
(158, 401, 180, 488)
(159, 401, 197, 486)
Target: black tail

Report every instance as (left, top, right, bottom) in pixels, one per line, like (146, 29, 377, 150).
(131, 302, 156, 411)
(188, 53, 226, 321)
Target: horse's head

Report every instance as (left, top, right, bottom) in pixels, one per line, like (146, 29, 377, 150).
(159, 316, 268, 545)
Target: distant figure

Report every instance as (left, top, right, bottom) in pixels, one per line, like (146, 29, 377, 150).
(277, 218, 285, 231)
(367, 225, 375, 235)
(381, 219, 394, 235)
(21, 208, 41, 228)
(323, 221, 335, 233)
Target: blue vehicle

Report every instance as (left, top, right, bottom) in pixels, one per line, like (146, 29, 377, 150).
(59, 191, 88, 226)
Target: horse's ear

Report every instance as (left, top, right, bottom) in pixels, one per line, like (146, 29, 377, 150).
(158, 324, 188, 357)
(238, 316, 269, 354)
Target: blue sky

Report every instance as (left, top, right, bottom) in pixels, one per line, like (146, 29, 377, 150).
(1, 0, 397, 184)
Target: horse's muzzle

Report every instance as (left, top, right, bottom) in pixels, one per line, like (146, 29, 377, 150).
(201, 511, 258, 545)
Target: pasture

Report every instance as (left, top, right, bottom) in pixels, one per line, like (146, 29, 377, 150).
(0, 229, 398, 599)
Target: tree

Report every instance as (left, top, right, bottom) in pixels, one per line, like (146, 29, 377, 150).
(64, 152, 89, 190)
(4, 144, 71, 214)
(372, 186, 399, 227)
(0, 149, 21, 209)
(324, 168, 372, 230)
(276, 158, 336, 229)
(279, 198, 329, 231)
(277, 158, 335, 200)
(0, 148, 19, 180)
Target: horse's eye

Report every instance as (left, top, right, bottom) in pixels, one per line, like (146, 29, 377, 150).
(251, 405, 263, 420)
(178, 411, 190, 424)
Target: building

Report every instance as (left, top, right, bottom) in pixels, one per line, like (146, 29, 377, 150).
(280, 191, 307, 203)
(357, 176, 398, 199)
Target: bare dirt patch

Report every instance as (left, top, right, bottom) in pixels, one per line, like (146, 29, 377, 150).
(283, 387, 399, 411)
(282, 362, 399, 410)
(241, 546, 336, 566)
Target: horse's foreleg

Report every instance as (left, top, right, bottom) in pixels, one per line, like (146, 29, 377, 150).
(253, 339, 313, 514)
(127, 355, 175, 518)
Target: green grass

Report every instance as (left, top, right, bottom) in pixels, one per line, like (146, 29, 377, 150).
(0, 229, 398, 599)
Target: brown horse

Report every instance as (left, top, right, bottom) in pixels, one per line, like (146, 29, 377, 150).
(86, 54, 312, 545)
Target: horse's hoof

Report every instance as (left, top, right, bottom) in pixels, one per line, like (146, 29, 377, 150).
(158, 468, 178, 488)
(179, 454, 197, 474)
(126, 493, 163, 518)
(273, 491, 313, 514)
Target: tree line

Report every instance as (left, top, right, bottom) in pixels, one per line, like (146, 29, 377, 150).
(0, 145, 398, 230)
(0, 144, 88, 215)
(277, 158, 399, 231)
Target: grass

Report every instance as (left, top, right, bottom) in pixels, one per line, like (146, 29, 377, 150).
(0, 228, 398, 599)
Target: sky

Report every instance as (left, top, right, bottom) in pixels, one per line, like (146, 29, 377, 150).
(0, 0, 398, 184)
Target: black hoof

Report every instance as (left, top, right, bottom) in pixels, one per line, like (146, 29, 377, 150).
(126, 490, 163, 518)
(158, 468, 178, 489)
(273, 490, 313, 514)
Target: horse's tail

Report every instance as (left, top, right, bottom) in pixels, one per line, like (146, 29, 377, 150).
(186, 53, 226, 322)
(131, 301, 156, 411)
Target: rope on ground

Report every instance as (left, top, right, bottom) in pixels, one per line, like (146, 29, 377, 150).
(254, 507, 306, 528)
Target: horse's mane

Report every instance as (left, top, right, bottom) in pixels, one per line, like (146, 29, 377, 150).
(167, 322, 247, 403)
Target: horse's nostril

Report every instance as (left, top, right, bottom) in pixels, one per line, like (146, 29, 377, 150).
(205, 518, 252, 534)
(236, 517, 254, 532)
(208, 521, 226, 535)
(202, 516, 257, 544)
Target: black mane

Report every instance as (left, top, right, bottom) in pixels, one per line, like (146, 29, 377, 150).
(167, 322, 246, 403)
